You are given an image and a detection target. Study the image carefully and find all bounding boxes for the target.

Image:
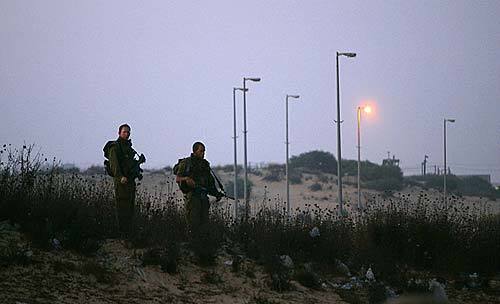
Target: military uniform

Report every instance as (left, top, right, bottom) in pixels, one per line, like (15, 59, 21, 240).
(176, 154, 221, 236)
(108, 138, 137, 236)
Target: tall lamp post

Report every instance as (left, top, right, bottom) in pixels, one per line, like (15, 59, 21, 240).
(286, 94, 300, 216)
(336, 51, 356, 214)
(233, 87, 247, 219)
(443, 118, 455, 206)
(243, 77, 261, 219)
(356, 105, 371, 211)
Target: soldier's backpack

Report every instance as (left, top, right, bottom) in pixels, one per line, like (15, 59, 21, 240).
(103, 140, 117, 177)
(173, 157, 192, 194)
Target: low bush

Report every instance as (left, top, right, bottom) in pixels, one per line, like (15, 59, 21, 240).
(309, 183, 322, 192)
(262, 164, 285, 182)
(405, 175, 497, 200)
(290, 151, 337, 174)
(2, 144, 499, 286)
(225, 177, 253, 199)
(289, 171, 303, 184)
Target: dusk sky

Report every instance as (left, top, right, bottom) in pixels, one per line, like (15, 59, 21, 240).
(1, 1, 499, 182)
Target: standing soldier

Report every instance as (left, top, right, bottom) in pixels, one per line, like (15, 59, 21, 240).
(174, 142, 223, 237)
(106, 124, 143, 238)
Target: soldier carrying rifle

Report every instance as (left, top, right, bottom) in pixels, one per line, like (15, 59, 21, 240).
(174, 142, 231, 237)
(103, 123, 146, 238)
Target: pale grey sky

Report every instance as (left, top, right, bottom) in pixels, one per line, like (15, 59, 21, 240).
(1, 1, 499, 182)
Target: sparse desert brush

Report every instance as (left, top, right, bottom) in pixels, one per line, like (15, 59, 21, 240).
(309, 182, 322, 192)
(225, 177, 253, 199)
(1, 144, 499, 283)
(0, 144, 117, 252)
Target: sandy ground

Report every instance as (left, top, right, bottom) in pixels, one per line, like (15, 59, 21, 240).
(2, 238, 499, 304)
(0, 239, 348, 304)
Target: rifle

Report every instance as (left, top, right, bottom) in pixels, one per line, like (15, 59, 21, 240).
(219, 192, 235, 200)
(175, 161, 235, 200)
(130, 152, 146, 181)
(210, 167, 235, 200)
(193, 186, 235, 201)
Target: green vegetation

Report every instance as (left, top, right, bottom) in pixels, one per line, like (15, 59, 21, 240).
(342, 159, 404, 191)
(262, 163, 285, 182)
(225, 177, 253, 199)
(309, 182, 323, 192)
(288, 151, 404, 191)
(405, 174, 497, 200)
(1, 144, 499, 294)
(290, 150, 337, 174)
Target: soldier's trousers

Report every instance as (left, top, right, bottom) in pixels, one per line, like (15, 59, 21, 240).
(114, 179, 136, 237)
(184, 192, 210, 237)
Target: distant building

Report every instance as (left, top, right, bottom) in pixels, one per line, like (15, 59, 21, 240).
(382, 154, 400, 167)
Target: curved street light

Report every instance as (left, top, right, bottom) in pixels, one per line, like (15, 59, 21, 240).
(356, 105, 372, 211)
(336, 51, 356, 214)
(242, 77, 261, 220)
(286, 94, 300, 216)
(232, 87, 247, 219)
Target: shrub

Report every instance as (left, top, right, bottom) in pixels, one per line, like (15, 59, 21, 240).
(56, 165, 81, 174)
(343, 159, 404, 190)
(309, 182, 322, 192)
(213, 164, 241, 173)
(248, 166, 262, 176)
(458, 176, 496, 200)
(289, 171, 303, 184)
(405, 175, 497, 200)
(295, 263, 321, 289)
(262, 164, 285, 182)
(362, 162, 403, 182)
(225, 177, 253, 199)
(0, 145, 117, 253)
(2, 144, 499, 287)
(290, 150, 337, 174)
(364, 178, 403, 191)
(317, 173, 329, 183)
(145, 168, 168, 175)
(341, 159, 359, 177)
(83, 165, 106, 176)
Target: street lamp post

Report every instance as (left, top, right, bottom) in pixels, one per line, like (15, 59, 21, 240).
(443, 118, 455, 206)
(286, 94, 300, 216)
(336, 52, 356, 214)
(243, 77, 261, 220)
(233, 87, 247, 219)
(356, 105, 371, 211)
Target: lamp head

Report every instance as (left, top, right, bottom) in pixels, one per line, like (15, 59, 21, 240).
(338, 52, 357, 58)
(245, 77, 261, 82)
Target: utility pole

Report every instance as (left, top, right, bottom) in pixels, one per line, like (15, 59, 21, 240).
(285, 94, 300, 216)
(423, 155, 428, 176)
(443, 118, 455, 205)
